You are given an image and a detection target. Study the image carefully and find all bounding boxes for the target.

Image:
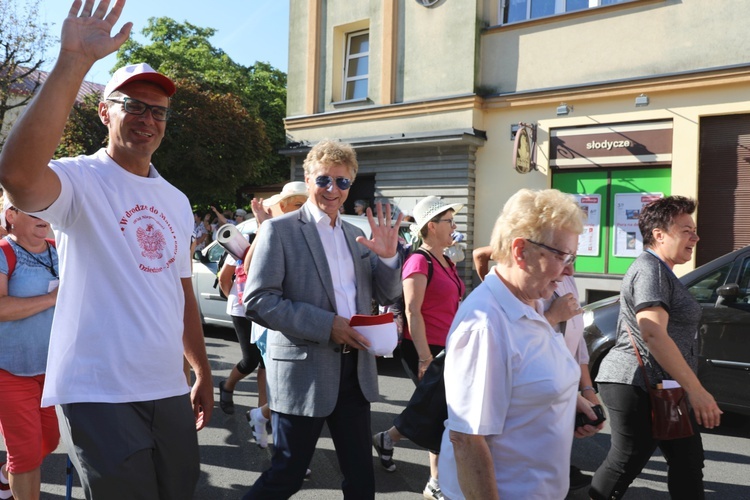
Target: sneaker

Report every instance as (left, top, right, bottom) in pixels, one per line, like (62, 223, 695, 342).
(568, 465, 592, 491)
(371, 431, 396, 472)
(423, 481, 444, 499)
(0, 462, 12, 500)
(218, 380, 235, 415)
(246, 408, 269, 448)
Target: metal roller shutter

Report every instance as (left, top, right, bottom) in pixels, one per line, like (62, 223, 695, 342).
(697, 114, 750, 265)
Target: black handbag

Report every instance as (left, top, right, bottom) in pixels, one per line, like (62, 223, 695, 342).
(626, 326, 694, 440)
(393, 349, 447, 452)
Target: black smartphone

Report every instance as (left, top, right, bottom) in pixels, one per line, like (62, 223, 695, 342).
(575, 404, 606, 428)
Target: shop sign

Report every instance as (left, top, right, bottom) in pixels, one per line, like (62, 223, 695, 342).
(551, 121, 672, 169)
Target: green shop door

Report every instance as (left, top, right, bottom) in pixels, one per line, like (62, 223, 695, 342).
(552, 168, 671, 275)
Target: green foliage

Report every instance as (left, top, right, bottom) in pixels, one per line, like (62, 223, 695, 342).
(155, 78, 271, 204)
(0, 0, 53, 145)
(56, 93, 107, 158)
(111, 16, 289, 194)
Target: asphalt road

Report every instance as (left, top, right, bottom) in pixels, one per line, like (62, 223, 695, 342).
(6, 325, 750, 499)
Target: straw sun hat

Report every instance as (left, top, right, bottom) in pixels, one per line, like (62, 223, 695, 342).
(262, 181, 308, 208)
(410, 196, 463, 236)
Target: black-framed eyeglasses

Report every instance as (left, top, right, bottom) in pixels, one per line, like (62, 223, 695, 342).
(526, 239, 577, 266)
(315, 176, 352, 191)
(107, 97, 172, 122)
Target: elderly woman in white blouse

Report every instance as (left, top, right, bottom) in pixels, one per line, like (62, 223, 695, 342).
(438, 189, 603, 500)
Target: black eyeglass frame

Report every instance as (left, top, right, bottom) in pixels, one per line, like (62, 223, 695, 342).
(526, 239, 577, 266)
(107, 97, 172, 122)
(314, 176, 352, 191)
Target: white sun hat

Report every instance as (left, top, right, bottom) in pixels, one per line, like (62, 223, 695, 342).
(411, 196, 463, 234)
(262, 181, 308, 208)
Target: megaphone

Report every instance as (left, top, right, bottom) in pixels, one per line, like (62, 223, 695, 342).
(216, 223, 250, 261)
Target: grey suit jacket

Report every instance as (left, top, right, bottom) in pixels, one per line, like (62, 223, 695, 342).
(243, 205, 402, 417)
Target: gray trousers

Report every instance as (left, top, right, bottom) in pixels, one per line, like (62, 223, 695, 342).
(57, 394, 199, 500)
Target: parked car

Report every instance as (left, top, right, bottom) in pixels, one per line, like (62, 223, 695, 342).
(192, 214, 407, 328)
(583, 245, 750, 415)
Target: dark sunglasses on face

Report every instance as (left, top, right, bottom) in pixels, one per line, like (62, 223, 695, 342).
(107, 97, 172, 122)
(315, 176, 352, 191)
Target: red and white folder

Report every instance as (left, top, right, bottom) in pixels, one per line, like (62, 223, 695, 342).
(349, 312, 398, 357)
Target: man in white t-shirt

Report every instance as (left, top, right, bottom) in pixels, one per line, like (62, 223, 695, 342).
(0, 2, 213, 498)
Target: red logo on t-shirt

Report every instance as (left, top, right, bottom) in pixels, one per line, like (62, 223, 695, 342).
(137, 223, 167, 260)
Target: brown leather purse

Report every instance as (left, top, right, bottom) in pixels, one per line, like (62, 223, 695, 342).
(626, 325, 694, 440)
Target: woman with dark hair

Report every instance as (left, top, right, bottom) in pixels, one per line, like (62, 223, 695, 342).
(591, 195, 722, 499)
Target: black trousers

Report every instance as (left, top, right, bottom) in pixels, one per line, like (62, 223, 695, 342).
(231, 315, 264, 374)
(242, 352, 374, 500)
(590, 383, 705, 500)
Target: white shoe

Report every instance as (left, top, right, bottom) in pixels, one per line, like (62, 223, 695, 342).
(246, 408, 269, 448)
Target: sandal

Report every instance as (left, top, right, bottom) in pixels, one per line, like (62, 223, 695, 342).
(219, 380, 235, 415)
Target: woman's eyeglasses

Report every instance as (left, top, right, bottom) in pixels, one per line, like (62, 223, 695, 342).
(526, 239, 577, 266)
(315, 176, 352, 191)
(107, 97, 172, 122)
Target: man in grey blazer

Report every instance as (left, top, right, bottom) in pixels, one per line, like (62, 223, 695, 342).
(242, 139, 403, 499)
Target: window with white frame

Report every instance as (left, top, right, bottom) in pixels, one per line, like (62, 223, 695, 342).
(503, 0, 630, 24)
(343, 30, 369, 101)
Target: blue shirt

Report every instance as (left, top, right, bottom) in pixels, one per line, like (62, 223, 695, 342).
(0, 237, 58, 376)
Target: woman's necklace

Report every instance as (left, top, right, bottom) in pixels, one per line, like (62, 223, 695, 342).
(13, 240, 58, 279)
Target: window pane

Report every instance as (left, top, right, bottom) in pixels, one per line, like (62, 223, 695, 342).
(349, 34, 369, 55)
(347, 56, 369, 78)
(506, 0, 528, 23)
(688, 263, 731, 303)
(566, 0, 589, 12)
(345, 79, 368, 100)
(531, 0, 555, 18)
(601, 0, 625, 5)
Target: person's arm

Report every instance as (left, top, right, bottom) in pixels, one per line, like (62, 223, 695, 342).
(180, 277, 213, 430)
(217, 260, 236, 298)
(210, 206, 229, 226)
(450, 431, 500, 500)
(543, 292, 581, 326)
(250, 197, 272, 225)
(637, 307, 722, 428)
(0, 274, 58, 320)
(472, 246, 492, 281)
(402, 273, 432, 379)
(0, 0, 131, 212)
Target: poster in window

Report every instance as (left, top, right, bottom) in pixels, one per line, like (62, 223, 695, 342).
(573, 194, 601, 257)
(613, 192, 663, 258)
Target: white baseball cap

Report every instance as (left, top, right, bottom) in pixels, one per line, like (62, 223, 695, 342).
(103, 63, 176, 99)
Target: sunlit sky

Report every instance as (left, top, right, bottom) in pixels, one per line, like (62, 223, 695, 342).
(23, 0, 290, 84)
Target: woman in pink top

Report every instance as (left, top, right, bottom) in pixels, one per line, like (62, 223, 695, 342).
(373, 196, 465, 500)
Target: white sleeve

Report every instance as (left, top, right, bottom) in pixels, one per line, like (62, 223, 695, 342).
(444, 314, 512, 436)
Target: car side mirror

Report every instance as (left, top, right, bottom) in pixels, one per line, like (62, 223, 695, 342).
(716, 283, 739, 307)
(193, 250, 210, 263)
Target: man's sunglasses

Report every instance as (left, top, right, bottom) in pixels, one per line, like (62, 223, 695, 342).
(107, 97, 172, 122)
(315, 176, 352, 191)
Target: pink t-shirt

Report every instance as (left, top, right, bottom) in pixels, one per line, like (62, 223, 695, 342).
(402, 251, 465, 346)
